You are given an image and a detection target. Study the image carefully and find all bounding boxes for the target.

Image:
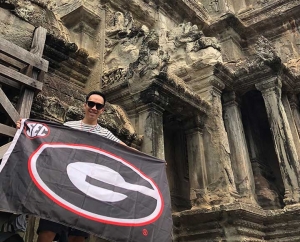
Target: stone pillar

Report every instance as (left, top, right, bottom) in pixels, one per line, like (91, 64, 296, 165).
(197, 77, 238, 204)
(289, 94, 300, 138)
(256, 78, 300, 204)
(222, 91, 257, 204)
(243, 111, 282, 209)
(185, 115, 208, 207)
(282, 93, 300, 156)
(138, 104, 165, 160)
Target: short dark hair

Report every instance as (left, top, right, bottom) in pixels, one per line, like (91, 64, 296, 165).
(85, 91, 106, 105)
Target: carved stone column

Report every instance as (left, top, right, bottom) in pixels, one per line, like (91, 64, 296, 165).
(222, 91, 257, 204)
(185, 115, 208, 207)
(282, 93, 300, 157)
(197, 77, 238, 204)
(243, 112, 282, 209)
(256, 78, 300, 204)
(289, 94, 300, 138)
(138, 104, 165, 160)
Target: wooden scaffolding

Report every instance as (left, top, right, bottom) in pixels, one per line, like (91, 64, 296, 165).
(0, 26, 48, 159)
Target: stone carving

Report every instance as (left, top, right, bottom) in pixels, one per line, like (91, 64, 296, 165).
(231, 36, 281, 77)
(101, 68, 127, 88)
(286, 58, 300, 76)
(128, 30, 162, 79)
(104, 11, 149, 79)
(106, 11, 137, 39)
(2, 0, 45, 23)
(209, 0, 220, 12)
(105, 18, 222, 92)
(254, 36, 280, 65)
(165, 22, 222, 77)
(31, 94, 67, 122)
(167, 22, 220, 51)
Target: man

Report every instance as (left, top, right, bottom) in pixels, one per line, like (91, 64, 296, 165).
(17, 91, 128, 242)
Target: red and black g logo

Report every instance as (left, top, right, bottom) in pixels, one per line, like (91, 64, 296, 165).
(24, 122, 50, 139)
(28, 143, 164, 227)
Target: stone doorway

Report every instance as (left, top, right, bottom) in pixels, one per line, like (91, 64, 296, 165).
(241, 90, 284, 209)
(163, 112, 191, 212)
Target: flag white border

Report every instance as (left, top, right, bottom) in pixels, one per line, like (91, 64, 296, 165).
(0, 118, 27, 173)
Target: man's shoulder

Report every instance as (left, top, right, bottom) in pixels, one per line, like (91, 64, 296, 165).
(64, 120, 81, 127)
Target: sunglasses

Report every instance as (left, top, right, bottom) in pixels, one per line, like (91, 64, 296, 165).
(86, 101, 104, 110)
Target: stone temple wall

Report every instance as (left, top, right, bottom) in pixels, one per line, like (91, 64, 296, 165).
(1, 0, 300, 241)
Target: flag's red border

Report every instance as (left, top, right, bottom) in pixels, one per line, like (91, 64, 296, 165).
(28, 143, 164, 227)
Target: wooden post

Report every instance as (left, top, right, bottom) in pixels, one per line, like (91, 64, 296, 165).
(17, 27, 47, 118)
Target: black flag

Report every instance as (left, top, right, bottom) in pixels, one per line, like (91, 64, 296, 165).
(0, 119, 172, 242)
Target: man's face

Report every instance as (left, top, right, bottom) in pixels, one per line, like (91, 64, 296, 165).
(84, 94, 105, 121)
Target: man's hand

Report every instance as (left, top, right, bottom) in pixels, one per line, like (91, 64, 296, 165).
(119, 141, 138, 151)
(16, 119, 22, 129)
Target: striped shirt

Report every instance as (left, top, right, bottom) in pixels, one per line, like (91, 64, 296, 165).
(64, 120, 120, 143)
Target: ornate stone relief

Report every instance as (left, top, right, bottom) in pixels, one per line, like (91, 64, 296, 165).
(106, 11, 135, 38)
(101, 67, 127, 88)
(286, 58, 300, 76)
(254, 36, 279, 65)
(201, 0, 226, 16)
(227, 36, 281, 79)
(165, 22, 222, 79)
(0, 0, 61, 36)
(127, 30, 169, 88)
(208, 0, 220, 12)
(103, 10, 150, 86)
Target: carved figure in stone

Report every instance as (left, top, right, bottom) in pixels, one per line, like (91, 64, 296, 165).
(104, 12, 149, 74)
(159, 49, 170, 72)
(124, 11, 133, 30)
(101, 68, 127, 88)
(106, 11, 126, 37)
(106, 11, 135, 39)
(254, 36, 279, 62)
(192, 35, 221, 52)
(166, 22, 221, 54)
(172, 22, 202, 47)
(286, 58, 300, 76)
(209, 0, 220, 12)
(233, 36, 282, 75)
(128, 30, 171, 81)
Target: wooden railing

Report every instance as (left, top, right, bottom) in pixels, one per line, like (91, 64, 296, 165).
(0, 26, 48, 160)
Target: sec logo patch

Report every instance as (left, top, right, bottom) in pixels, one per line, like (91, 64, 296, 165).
(24, 122, 50, 139)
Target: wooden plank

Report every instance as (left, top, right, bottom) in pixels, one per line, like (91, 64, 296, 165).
(17, 27, 48, 119)
(0, 76, 21, 89)
(17, 88, 34, 118)
(0, 36, 48, 72)
(0, 123, 16, 137)
(0, 142, 11, 159)
(0, 53, 26, 70)
(0, 88, 20, 122)
(30, 27, 47, 58)
(30, 27, 47, 81)
(0, 64, 43, 90)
